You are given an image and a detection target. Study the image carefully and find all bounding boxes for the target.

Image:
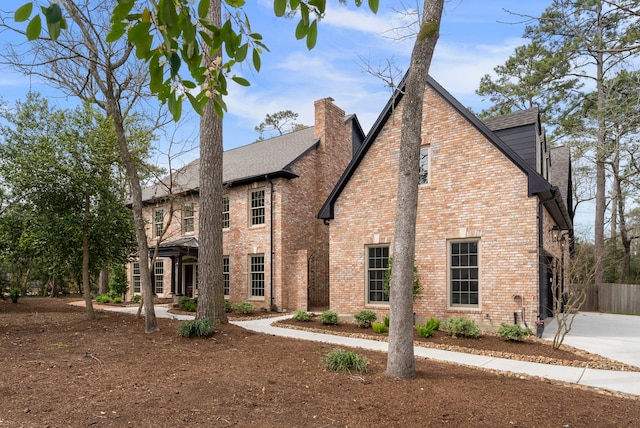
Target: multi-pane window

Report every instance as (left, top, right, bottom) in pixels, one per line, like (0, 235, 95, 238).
(223, 256, 230, 296)
(367, 246, 390, 303)
(132, 262, 141, 293)
(154, 260, 164, 294)
(154, 208, 164, 238)
(183, 202, 194, 233)
(450, 241, 479, 306)
(222, 197, 230, 229)
(250, 189, 265, 225)
(250, 254, 265, 297)
(419, 146, 429, 185)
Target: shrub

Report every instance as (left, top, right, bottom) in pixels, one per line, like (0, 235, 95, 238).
(354, 310, 377, 328)
(383, 257, 423, 301)
(224, 299, 232, 313)
(319, 310, 339, 325)
(293, 310, 312, 322)
(112, 296, 122, 304)
(372, 321, 387, 334)
(323, 348, 368, 373)
(176, 318, 214, 338)
(231, 301, 253, 315)
(416, 317, 440, 338)
(383, 316, 390, 328)
(441, 316, 480, 338)
(108, 264, 129, 296)
(130, 295, 141, 303)
(95, 294, 111, 303)
(498, 323, 533, 342)
(177, 296, 197, 312)
(9, 288, 20, 303)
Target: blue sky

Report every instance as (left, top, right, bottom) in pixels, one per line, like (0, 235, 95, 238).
(3, 1, 591, 233)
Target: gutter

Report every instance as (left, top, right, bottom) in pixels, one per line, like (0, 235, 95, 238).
(267, 176, 277, 311)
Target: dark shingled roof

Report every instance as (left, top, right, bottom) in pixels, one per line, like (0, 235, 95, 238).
(550, 146, 573, 219)
(483, 108, 540, 132)
(141, 126, 318, 202)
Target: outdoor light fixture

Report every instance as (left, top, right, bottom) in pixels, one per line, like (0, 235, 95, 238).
(551, 225, 561, 242)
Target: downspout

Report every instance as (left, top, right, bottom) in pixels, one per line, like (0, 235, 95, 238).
(267, 176, 276, 311)
(537, 193, 555, 324)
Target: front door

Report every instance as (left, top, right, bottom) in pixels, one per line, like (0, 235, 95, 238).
(184, 264, 196, 298)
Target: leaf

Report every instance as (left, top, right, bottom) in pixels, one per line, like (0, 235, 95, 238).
(231, 76, 250, 87)
(368, 0, 379, 14)
(295, 20, 307, 40)
(235, 43, 248, 62)
(186, 92, 204, 115)
(26, 15, 41, 40)
(169, 52, 181, 79)
(183, 80, 197, 89)
(306, 20, 318, 50)
(112, 1, 135, 21)
(42, 3, 62, 25)
(128, 21, 151, 43)
(225, 0, 246, 7)
(198, 0, 211, 19)
(274, 0, 286, 17)
(252, 48, 261, 72)
(106, 22, 127, 43)
(15, 3, 33, 22)
(168, 92, 182, 121)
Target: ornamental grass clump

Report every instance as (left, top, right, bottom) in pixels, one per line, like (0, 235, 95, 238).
(323, 348, 369, 373)
(441, 316, 480, 338)
(372, 321, 387, 334)
(415, 317, 440, 338)
(231, 301, 253, 315)
(498, 323, 533, 342)
(176, 318, 214, 338)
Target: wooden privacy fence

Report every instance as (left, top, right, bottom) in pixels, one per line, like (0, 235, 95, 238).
(582, 283, 640, 315)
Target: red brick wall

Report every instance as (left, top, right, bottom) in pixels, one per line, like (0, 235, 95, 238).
(328, 86, 545, 327)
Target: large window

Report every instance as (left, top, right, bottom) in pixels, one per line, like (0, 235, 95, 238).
(450, 241, 479, 306)
(250, 254, 265, 297)
(132, 262, 141, 293)
(154, 260, 164, 294)
(367, 246, 389, 304)
(419, 146, 429, 185)
(183, 202, 194, 233)
(222, 197, 230, 229)
(223, 256, 230, 296)
(154, 208, 164, 238)
(250, 189, 265, 226)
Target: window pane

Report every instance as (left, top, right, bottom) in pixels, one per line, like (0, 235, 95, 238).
(250, 190, 265, 225)
(419, 146, 429, 185)
(154, 261, 164, 294)
(450, 240, 479, 307)
(223, 256, 229, 296)
(250, 255, 265, 297)
(367, 246, 389, 303)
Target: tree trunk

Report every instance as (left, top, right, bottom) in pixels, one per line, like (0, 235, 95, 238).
(386, 0, 444, 379)
(82, 194, 95, 319)
(196, 0, 228, 324)
(98, 267, 109, 295)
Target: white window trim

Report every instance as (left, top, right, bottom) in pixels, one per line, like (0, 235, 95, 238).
(447, 239, 481, 309)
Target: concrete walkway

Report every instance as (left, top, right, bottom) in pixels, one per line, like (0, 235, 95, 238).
(101, 304, 640, 397)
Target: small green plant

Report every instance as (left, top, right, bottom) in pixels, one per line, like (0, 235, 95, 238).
(441, 316, 480, 338)
(176, 317, 214, 338)
(498, 323, 533, 342)
(130, 294, 141, 303)
(383, 316, 390, 328)
(224, 299, 232, 313)
(293, 310, 312, 321)
(323, 348, 368, 373)
(231, 301, 253, 315)
(372, 321, 387, 334)
(319, 310, 339, 325)
(112, 296, 122, 304)
(9, 288, 20, 303)
(95, 294, 111, 303)
(177, 296, 198, 312)
(416, 317, 440, 338)
(354, 310, 377, 328)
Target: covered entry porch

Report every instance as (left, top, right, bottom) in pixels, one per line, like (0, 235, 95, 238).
(150, 237, 198, 298)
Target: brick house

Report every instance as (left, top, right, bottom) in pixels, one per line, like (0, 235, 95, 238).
(130, 98, 364, 311)
(318, 76, 573, 328)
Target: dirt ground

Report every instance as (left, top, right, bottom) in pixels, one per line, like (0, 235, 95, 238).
(1, 298, 639, 428)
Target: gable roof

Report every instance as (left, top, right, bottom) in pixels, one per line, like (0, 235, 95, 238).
(318, 75, 572, 231)
(484, 108, 540, 132)
(141, 126, 319, 203)
(550, 146, 573, 220)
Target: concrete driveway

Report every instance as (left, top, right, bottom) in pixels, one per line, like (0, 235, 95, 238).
(542, 311, 640, 368)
